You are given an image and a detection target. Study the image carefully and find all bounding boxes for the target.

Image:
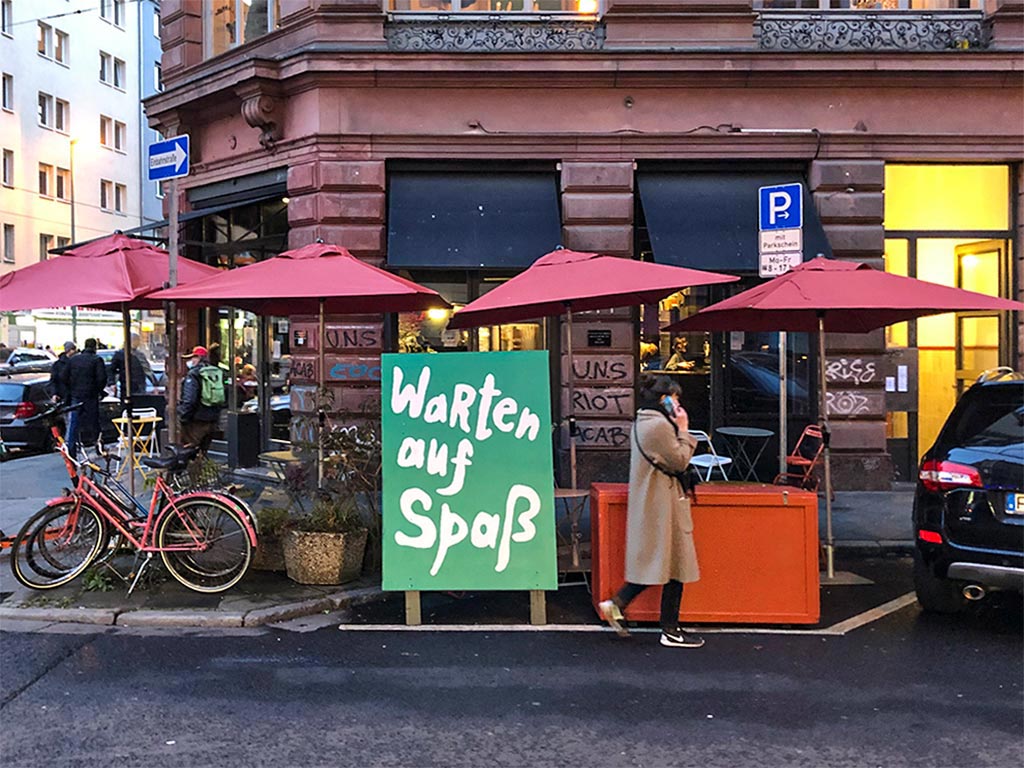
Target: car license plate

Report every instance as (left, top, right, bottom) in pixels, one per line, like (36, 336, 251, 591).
(1006, 493, 1024, 515)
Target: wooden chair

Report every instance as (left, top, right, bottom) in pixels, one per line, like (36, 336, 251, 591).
(773, 424, 824, 491)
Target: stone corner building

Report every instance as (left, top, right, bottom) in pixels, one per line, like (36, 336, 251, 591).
(146, 0, 1023, 491)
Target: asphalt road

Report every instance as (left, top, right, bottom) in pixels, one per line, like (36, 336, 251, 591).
(1, 597, 1021, 768)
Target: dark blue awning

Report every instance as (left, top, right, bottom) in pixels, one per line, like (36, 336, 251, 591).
(637, 171, 832, 272)
(387, 171, 562, 269)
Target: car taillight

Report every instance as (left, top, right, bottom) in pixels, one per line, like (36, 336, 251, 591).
(917, 529, 943, 544)
(919, 459, 983, 492)
(13, 401, 37, 419)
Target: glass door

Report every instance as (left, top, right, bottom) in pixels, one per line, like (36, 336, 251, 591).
(954, 240, 1007, 394)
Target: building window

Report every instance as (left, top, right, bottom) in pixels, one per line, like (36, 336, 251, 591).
(39, 233, 54, 261)
(114, 120, 126, 151)
(2, 224, 14, 263)
(154, 62, 163, 92)
(38, 163, 54, 197)
(55, 167, 70, 200)
(751, 1, 984, 8)
(55, 30, 69, 65)
(114, 183, 126, 213)
(154, 10, 161, 38)
(100, 0, 112, 22)
(1, 73, 11, 111)
(1, 149, 11, 187)
(55, 99, 69, 133)
(114, 0, 125, 27)
(113, 57, 126, 89)
(38, 93, 53, 127)
(100, 179, 113, 211)
(206, 0, 282, 58)
(100, 115, 111, 146)
(1, 0, 11, 37)
(38, 22, 52, 57)
(100, 52, 111, 83)
(386, 0, 601, 12)
(155, 180, 166, 198)
(56, 236, 70, 249)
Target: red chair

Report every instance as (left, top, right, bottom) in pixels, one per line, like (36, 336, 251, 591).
(773, 424, 825, 491)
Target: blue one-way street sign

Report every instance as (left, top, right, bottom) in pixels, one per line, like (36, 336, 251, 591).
(148, 135, 190, 182)
(759, 182, 803, 231)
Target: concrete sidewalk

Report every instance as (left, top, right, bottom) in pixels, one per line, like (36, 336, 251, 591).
(0, 451, 914, 629)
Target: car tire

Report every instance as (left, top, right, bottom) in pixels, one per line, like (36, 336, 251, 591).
(913, 549, 965, 614)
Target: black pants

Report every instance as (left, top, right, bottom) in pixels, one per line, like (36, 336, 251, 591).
(613, 580, 684, 634)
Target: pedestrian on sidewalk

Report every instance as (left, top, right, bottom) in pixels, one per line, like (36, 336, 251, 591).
(599, 373, 705, 649)
(49, 341, 76, 404)
(61, 337, 106, 455)
(178, 345, 225, 454)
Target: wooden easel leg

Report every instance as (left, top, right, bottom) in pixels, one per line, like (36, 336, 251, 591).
(404, 590, 421, 626)
(529, 590, 547, 626)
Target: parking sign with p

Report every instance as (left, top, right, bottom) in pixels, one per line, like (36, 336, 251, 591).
(759, 183, 803, 232)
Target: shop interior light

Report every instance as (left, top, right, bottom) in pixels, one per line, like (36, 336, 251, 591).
(577, 0, 599, 13)
(427, 308, 450, 321)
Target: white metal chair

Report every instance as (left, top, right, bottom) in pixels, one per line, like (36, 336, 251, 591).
(687, 429, 733, 481)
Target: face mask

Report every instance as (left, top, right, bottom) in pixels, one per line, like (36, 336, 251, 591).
(187, 358, 199, 369)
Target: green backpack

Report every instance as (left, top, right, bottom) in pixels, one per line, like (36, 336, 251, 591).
(198, 365, 226, 408)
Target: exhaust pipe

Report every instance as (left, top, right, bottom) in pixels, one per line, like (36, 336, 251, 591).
(962, 584, 986, 601)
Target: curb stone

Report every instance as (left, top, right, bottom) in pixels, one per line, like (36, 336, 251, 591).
(243, 596, 336, 626)
(0, 606, 118, 625)
(115, 610, 247, 628)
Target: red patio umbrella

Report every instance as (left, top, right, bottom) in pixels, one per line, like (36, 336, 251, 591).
(446, 248, 739, 489)
(150, 241, 449, 486)
(0, 232, 220, 492)
(666, 256, 1024, 577)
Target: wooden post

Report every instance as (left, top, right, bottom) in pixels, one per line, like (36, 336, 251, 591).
(404, 590, 421, 626)
(529, 590, 547, 625)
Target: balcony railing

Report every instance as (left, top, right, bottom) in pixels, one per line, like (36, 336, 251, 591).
(756, 10, 989, 50)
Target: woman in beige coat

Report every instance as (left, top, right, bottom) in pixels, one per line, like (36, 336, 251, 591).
(599, 374, 704, 648)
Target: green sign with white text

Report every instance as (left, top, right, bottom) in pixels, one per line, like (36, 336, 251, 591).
(382, 352, 557, 591)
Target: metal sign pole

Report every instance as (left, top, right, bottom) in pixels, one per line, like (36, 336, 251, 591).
(779, 330, 788, 477)
(166, 176, 179, 444)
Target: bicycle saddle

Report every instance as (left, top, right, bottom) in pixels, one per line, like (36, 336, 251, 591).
(142, 444, 201, 471)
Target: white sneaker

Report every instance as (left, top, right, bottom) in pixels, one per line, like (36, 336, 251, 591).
(660, 629, 705, 648)
(598, 599, 629, 637)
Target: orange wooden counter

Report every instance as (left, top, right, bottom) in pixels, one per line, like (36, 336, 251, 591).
(591, 482, 820, 625)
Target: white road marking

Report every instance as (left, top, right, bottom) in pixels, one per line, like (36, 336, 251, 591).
(337, 592, 919, 637)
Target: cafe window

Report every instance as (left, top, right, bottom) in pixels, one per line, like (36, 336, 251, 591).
(884, 163, 1013, 465)
(205, 0, 282, 58)
(392, 272, 548, 355)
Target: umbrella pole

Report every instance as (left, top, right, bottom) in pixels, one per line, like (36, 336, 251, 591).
(565, 304, 577, 490)
(122, 306, 135, 497)
(318, 297, 325, 491)
(818, 314, 834, 579)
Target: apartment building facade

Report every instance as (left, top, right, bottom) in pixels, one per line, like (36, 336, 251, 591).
(0, 0, 163, 346)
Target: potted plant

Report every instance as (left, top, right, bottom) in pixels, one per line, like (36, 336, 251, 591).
(250, 506, 291, 572)
(282, 493, 368, 585)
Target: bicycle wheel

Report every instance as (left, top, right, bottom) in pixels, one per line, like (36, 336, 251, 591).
(157, 497, 252, 593)
(11, 501, 107, 589)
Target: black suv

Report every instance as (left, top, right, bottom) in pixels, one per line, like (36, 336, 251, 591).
(913, 369, 1024, 613)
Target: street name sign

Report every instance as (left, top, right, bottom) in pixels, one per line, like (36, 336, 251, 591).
(381, 351, 557, 591)
(758, 182, 804, 278)
(148, 135, 189, 182)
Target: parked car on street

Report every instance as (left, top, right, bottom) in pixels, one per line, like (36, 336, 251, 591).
(0, 347, 57, 375)
(0, 374, 59, 452)
(913, 368, 1024, 613)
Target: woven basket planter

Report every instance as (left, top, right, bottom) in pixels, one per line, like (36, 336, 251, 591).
(282, 529, 368, 586)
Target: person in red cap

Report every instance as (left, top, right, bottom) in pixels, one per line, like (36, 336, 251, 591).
(178, 345, 225, 453)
